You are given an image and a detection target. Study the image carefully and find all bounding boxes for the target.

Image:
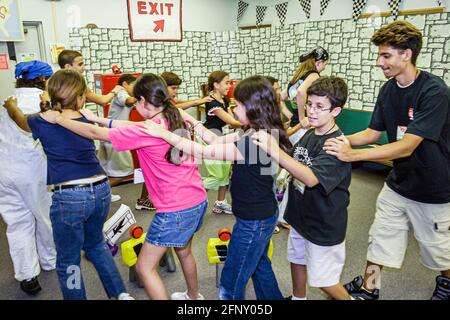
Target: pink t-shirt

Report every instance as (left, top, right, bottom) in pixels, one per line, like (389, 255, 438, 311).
(109, 122, 207, 212)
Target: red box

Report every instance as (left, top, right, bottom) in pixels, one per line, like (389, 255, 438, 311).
(227, 80, 239, 100)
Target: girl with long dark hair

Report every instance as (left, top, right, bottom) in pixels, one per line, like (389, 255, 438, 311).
(141, 75, 291, 300)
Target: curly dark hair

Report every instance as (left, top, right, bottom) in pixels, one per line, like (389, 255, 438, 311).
(16, 75, 48, 90)
(371, 20, 423, 65)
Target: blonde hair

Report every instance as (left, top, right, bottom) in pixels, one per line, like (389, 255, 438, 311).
(289, 57, 317, 85)
(47, 69, 87, 112)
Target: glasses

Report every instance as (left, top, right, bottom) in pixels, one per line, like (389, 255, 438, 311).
(306, 105, 332, 112)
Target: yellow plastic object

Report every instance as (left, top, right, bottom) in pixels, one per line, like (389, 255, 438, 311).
(207, 237, 273, 264)
(121, 232, 146, 267)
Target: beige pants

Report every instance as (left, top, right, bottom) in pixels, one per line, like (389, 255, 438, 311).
(367, 184, 450, 271)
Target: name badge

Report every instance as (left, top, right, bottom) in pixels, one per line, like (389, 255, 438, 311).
(396, 126, 407, 141)
(222, 125, 232, 135)
(133, 168, 145, 184)
(293, 179, 305, 194)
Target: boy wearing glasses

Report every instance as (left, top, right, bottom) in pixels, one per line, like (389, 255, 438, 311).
(253, 76, 353, 300)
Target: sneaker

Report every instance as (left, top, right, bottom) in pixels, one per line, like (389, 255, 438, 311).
(344, 275, 380, 300)
(431, 275, 450, 300)
(135, 197, 155, 210)
(118, 292, 135, 300)
(20, 277, 42, 295)
(111, 194, 121, 202)
(171, 291, 205, 300)
(212, 200, 233, 215)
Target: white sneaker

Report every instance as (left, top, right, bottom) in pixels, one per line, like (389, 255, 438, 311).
(118, 292, 135, 300)
(111, 194, 121, 202)
(171, 291, 205, 300)
(212, 200, 233, 215)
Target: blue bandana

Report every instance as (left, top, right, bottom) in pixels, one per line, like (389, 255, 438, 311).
(15, 60, 54, 80)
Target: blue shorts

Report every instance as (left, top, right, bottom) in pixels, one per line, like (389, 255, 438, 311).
(145, 200, 208, 247)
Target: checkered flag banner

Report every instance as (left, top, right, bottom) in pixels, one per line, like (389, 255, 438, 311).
(320, 0, 331, 16)
(276, 2, 289, 27)
(388, 0, 403, 20)
(299, 0, 311, 19)
(352, 0, 368, 21)
(256, 5, 268, 26)
(237, 1, 249, 23)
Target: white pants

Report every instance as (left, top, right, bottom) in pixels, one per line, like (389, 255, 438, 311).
(0, 149, 56, 281)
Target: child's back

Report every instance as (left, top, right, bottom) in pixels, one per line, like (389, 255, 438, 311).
(109, 121, 207, 212)
(108, 88, 134, 121)
(230, 133, 278, 220)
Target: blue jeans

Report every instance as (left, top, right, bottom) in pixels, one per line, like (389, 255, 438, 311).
(50, 180, 126, 300)
(219, 213, 283, 300)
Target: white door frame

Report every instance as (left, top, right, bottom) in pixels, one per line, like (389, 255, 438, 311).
(22, 21, 47, 63)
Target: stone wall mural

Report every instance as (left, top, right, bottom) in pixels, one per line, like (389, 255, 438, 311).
(70, 12, 450, 110)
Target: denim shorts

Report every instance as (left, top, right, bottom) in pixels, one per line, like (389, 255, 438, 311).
(146, 200, 208, 247)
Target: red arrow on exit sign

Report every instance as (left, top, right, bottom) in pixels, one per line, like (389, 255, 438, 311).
(153, 20, 164, 33)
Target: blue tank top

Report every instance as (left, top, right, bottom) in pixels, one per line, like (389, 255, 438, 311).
(27, 114, 105, 185)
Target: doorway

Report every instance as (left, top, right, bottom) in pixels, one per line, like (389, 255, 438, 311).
(0, 21, 46, 100)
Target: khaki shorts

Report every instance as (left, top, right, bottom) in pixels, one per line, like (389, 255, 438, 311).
(287, 228, 346, 288)
(98, 141, 134, 177)
(367, 184, 450, 271)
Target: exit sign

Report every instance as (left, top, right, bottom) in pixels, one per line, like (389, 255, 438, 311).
(127, 0, 182, 42)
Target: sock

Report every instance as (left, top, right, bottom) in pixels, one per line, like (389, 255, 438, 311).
(292, 295, 307, 300)
(361, 285, 376, 293)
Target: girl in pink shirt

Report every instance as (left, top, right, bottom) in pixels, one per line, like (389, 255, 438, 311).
(140, 76, 292, 300)
(41, 73, 207, 300)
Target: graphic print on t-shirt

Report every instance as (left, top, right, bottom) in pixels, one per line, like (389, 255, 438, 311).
(292, 145, 313, 194)
(408, 107, 414, 120)
(396, 105, 414, 141)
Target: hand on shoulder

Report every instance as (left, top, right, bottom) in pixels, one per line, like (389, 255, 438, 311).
(40, 110, 62, 124)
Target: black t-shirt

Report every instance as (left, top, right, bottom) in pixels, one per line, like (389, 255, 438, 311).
(370, 71, 450, 204)
(287, 70, 319, 127)
(284, 129, 352, 246)
(203, 97, 230, 133)
(230, 133, 278, 220)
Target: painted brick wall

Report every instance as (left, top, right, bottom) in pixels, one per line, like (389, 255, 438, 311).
(70, 12, 450, 109)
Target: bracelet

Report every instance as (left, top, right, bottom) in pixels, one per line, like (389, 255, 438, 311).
(108, 119, 113, 128)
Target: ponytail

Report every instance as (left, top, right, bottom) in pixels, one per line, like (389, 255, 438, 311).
(162, 101, 189, 165)
(44, 69, 87, 112)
